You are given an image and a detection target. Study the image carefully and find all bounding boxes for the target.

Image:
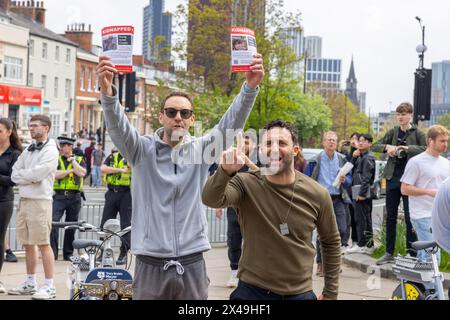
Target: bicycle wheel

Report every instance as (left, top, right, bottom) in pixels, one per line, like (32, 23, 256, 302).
(391, 282, 425, 300)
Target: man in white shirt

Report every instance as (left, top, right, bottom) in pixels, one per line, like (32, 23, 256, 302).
(8, 115, 59, 300)
(401, 125, 450, 261)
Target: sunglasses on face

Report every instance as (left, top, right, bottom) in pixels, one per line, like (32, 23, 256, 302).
(164, 108, 193, 119)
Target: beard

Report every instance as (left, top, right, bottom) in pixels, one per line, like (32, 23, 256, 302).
(260, 152, 293, 176)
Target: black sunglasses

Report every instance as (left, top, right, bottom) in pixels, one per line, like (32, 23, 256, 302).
(164, 108, 193, 119)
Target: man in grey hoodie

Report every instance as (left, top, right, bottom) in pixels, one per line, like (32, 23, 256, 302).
(96, 55, 264, 300)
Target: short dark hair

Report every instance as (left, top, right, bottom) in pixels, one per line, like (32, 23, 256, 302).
(350, 132, 360, 139)
(263, 120, 299, 145)
(396, 102, 413, 114)
(359, 133, 373, 143)
(160, 92, 194, 112)
(30, 114, 52, 130)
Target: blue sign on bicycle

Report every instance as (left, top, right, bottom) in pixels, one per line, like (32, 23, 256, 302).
(85, 268, 133, 283)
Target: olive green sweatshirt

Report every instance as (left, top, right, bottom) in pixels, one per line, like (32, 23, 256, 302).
(202, 166, 341, 299)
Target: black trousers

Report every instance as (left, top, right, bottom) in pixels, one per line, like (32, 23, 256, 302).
(51, 195, 81, 259)
(0, 200, 14, 272)
(101, 190, 132, 255)
(385, 178, 417, 256)
(230, 280, 317, 300)
(354, 198, 373, 248)
(227, 209, 242, 271)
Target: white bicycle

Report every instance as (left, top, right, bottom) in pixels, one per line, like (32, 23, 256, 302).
(52, 219, 133, 300)
(391, 241, 446, 300)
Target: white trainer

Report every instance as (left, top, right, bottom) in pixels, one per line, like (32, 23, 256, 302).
(0, 281, 6, 294)
(7, 282, 37, 295)
(345, 245, 365, 254)
(226, 271, 239, 288)
(31, 286, 56, 300)
(364, 246, 375, 255)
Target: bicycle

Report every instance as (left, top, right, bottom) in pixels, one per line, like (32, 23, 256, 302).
(52, 219, 133, 300)
(391, 240, 446, 300)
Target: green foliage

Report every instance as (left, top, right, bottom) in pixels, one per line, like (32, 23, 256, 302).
(437, 113, 450, 130)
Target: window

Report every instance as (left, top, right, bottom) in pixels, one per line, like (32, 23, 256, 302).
(4, 56, 23, 81)
(41, 75, 47, 98)
(318, 60, 322, 72)
(55, 46, 60, 61)
(54, 77, 59, 98)
(94, 74, 99, 91)
(42, 42, 48, 59)
(79, 105, 84, 131)
(28, 73, 34, 86)
(88, 68, 92, 91)
(29, 39, 35, 57)
(50, 113, 61, 138)
(65, 79, 72, 99)
(80, 67, 85, 90)
(66, 48, 71, 63)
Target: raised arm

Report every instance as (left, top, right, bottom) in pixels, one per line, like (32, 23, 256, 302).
(202, 148, 246, 209)
(97, 56, 147, 166)
(203, 55, 264, 162)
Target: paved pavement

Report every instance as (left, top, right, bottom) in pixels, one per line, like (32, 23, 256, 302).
(1, 246, 401, 300)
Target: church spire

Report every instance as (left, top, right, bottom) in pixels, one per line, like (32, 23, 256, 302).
(345, 55, 359, 107)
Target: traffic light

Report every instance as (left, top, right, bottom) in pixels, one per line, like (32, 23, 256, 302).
(125, 72, 136, 113)
(413, 68, 432, 124)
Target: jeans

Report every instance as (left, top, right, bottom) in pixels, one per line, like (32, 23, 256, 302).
(91, 165, 102, 188)
(230, 280, 317, 300)
(227, 209, 242, 271)
(411, 217, 440, 264)
(385, 177, 417, 256)
(354, 198, 373, 248)
(316, 198, 347, 263)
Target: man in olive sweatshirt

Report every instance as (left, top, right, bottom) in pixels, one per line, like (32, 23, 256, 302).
(203, 120, 341, 300)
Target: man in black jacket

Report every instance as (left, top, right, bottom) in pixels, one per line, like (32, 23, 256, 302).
(372, 102, 426, 265)
(347, 134, 376, 254)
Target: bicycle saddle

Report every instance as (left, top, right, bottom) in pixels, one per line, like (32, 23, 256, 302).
(73, 239, 103, 249)
(412, 241, 437, 251)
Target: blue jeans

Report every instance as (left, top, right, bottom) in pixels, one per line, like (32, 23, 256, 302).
(91, 165, 102, 188)
(411, 217, 440, 264)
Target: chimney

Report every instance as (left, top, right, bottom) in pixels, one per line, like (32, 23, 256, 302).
(9, 0, 46, 25)
(64, 22, 93, 52)
(0, 0, 11, 12)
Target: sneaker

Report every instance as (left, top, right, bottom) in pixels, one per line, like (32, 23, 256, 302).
(316, 263, 324, 277)
(376, 253, 394, 266)
(4, 250, 18, 263)
(345, 245, 365, 254)
(0, 282, 6, 294)
(8, 283, 37, 295)
(226, 271, 239, 288)
(364, 246, 375, 255)
(31, 286, 56, 300)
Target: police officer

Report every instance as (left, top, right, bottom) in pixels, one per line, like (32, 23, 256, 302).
(50, 136, 86, 260)
(100, 148, 132, 265)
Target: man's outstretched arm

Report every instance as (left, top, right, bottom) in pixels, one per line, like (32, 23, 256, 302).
(97, 56, 146, 166)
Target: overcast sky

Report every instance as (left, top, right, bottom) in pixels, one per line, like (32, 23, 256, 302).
(44, 0, 450, 115)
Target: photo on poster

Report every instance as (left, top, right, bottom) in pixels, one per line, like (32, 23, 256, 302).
(102, 36, 118, 52)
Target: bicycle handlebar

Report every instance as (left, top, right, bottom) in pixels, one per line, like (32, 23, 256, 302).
(52, 221, 86, 228)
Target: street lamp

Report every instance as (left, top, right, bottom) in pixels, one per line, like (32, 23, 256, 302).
(415, 16, 427, 69)
(413, 16, 432, 124)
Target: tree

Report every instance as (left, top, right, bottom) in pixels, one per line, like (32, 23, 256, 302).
(437, 114, 450, 130)
(327, 93, 373, 140)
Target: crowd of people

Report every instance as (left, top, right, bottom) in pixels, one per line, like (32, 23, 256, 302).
(0, 52, 449, 301)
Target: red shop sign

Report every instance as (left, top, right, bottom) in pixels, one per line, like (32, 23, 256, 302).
(0, 84, 42, 106)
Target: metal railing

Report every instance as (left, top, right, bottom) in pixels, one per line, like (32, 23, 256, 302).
(6, 202, 228, 251)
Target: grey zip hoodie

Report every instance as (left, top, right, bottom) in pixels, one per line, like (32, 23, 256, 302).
(101, 84, 259, 258)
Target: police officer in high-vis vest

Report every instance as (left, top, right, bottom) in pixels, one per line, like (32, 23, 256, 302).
(100, 148, 132, 265)
(50, 136, 86, 260)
